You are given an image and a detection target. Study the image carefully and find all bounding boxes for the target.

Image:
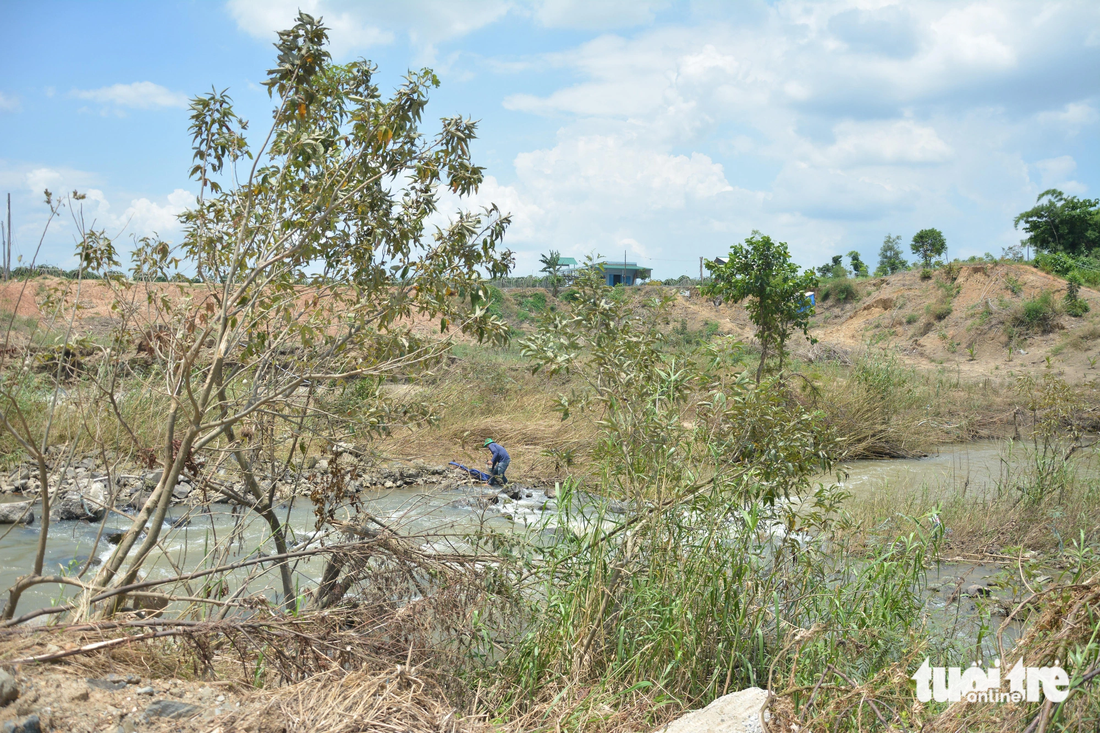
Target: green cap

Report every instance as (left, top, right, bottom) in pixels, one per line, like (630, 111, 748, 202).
(484, 439, 495, 447)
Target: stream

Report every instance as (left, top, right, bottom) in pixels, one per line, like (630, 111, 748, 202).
(1, 440, 1094, 654)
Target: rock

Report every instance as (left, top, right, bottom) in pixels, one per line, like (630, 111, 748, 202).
(143, 470, 164, 488)
(0, 670, 18, 706)
(144, 700, 201, 719)
(965, 584, 991, 598)
(658, 688, 769, 733)
(87, 677, 128, 691)
(135, 686, 155, 695)
(50, 480, 107, 521)
(1, 714, 40, 733)
(172, 483, 192, 500)
(545, 483, 558, 499)
(0, 502, 34, 525)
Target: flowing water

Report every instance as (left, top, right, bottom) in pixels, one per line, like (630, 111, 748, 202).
(1, 439, 1093, 650)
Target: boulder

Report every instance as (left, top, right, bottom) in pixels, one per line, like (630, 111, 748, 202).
(657, 688, 769, 733)
(50, 479, 108, 521)
(0, 670, 18, 706)
(171, 482, 192, 500)
(0, 502, 34, 525)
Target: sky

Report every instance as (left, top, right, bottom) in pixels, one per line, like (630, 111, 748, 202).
(2, 0, 1098, 279)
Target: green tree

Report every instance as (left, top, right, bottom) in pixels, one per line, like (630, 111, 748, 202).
(1014, 189, 1100, 257)
(539, 250, 565, 296)
(703, 232, 817, 382)
(848, 250, 868, 278)
(816, 255, 847, 279)
(75, 12, 514, 616)
(874, 234, 908, 276)
(910, 228, 946, 267)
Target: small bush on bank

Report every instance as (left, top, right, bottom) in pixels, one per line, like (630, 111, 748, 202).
(819, 278, 860, 303)
(1011, 290, 1060, 334)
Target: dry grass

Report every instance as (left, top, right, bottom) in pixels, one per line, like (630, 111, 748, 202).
(224, 667, 471, 733)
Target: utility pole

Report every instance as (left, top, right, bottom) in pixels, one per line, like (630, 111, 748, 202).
(4, 193, 10, 281)
(699, 256, 703, 283)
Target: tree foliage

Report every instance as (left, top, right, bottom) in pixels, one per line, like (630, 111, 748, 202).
(874, 234, 908, 276)
(910, 228, 946, 268)
(703, 232, 817, 382)
(539, 250, 565, 297)
(1, 11, 515, 621)
(847, 250, 868, 278)
(1014, 189, 1100, 256)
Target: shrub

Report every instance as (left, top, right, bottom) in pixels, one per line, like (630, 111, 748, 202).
(819, 278, 860, 303)
(943, 260, 961, 282)
(1011, 290, 1060, 334)
(919, 268, 933, 280)
(926, 301, 952, 321)
(905, 313, 919, 325)
(519, 291, 547, 312)
(1064, 273, 1090, 317)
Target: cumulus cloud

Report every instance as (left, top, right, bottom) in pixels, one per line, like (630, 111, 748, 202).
(484, 0, 1100, 271)
(71, 82, 189, 110)
(226, 0, 510, 59)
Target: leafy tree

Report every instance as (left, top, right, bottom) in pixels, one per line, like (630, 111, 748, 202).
(875, 234, 908, 276)
(1014, 189, 1100, 257)
(703, 231, 817, 382)
(910, 228, 946, 268)
(816, 255, 848, 279)
(539, 250, 565, 297)
(50, 12, 512, 617)
(848, 250, 868, 278)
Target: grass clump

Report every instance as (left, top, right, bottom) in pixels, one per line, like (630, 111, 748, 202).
(818, 278, 860, 303)
(1011, 290, 1060, 334)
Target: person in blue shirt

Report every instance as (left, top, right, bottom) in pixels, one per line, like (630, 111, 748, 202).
(484, 439, 510, 485)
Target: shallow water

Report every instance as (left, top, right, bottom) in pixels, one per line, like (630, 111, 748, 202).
(0, 482, 525, 618)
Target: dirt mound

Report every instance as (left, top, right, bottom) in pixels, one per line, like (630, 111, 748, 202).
(609, 264, 1099, 382)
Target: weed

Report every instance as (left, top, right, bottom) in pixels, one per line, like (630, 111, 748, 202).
(905, 313, 918, 325)
(1011, 290, 1060, 334)
(818, 278, 860, 303)
(926, 301, 953, 321)
(1004, 272, 1023, 295)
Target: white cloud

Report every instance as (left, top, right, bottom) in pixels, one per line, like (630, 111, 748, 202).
(226, 0, 510, 59)
(817, 120, 954, 167)
(532, 0, 668, 30)
(484, 0, 1100, 272)
(1036, 101, 1100, 134)
(1034, 155, 1087, 195)
(0, 92, 21, 112)
(71, 82, 189, 110)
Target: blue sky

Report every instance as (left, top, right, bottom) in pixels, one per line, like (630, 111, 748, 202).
(2, 0, 1098, 279)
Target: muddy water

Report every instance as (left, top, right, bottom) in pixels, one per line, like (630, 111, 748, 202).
(2, 440, 1092, 636)
(0, 483, 528, 618)
(833, 440, 1012, 502)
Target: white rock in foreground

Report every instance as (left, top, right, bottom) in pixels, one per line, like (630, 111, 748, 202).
(656, 688, 769, 733)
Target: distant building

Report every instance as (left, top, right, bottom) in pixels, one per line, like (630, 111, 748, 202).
(558, 256, 578, 282)
(595, 260, 652, 286)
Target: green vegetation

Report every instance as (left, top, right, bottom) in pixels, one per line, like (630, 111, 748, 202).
(847, 249, 868, 277)
(539, 250, 566, 297)
(911, 227, 947, 267)
(874, 233, 908, 276)
(704, 231, 818, 382)
(1012, 290, 1061, 334)
(1014, 188, 1100, 256)
(818, 277, 860, 303)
